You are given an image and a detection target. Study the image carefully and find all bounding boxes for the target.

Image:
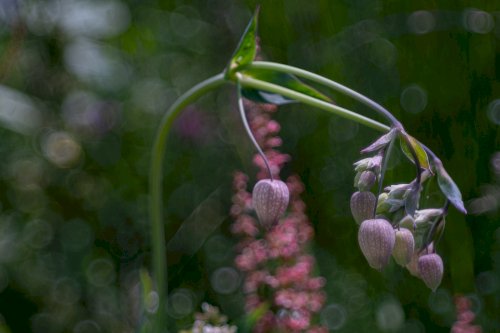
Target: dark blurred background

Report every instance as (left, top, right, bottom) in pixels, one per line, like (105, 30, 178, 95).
(0, 0, 498, 332)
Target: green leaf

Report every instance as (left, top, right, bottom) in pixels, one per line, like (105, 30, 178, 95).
(241, 68, 332, 104)
(435, 160, 467, 214)
(242, 88, 296, 105)
(226, 7, 259, 79)
(399, 134, 430, 171)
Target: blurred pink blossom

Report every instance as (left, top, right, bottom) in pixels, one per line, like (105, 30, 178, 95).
(230, 100, 326, 332)
(451, 295, 482, 333)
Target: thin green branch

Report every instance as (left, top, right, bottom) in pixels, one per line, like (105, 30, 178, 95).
(149, 73, 226, 331)
(236, 73, 391, 133)
(246, 61, 403, 128)
(236, 80, 274, 180)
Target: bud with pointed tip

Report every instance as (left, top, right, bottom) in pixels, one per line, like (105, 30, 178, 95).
(392, 228, 415, 266)
(357, 171, 376, 191)
(358, 219, 395, 270)
(418, 253, 443, 291)
(350, 191, 376, 225)
(252, 179, 289, 227)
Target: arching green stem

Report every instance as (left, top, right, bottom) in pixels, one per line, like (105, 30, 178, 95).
(149, 73, 226, 331)
(246, 61, 403, 129)
(236, 73, 391, 133)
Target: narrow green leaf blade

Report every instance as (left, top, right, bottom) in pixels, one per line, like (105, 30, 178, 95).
(435, 161, 467, 214)
(226, 7, 259, 78)
(399, 134, 430, 171)
(241, 68, 332, 104)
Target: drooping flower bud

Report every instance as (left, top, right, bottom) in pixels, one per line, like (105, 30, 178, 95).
(252, 179, 289, 227)
(350, 191, 376, 225)
(418, 253, 443, 291)
(357, 171, 377, 191)
(392, 228, 415, 266)
(358, 219, 395, 270)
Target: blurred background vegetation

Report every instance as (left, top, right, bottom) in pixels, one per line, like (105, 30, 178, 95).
(0, 0, 499, 332)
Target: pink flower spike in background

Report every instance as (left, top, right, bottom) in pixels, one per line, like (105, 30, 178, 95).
(230, 98, 326, 332)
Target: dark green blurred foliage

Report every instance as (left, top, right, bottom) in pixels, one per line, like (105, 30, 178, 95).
(0, 0, 498, 332)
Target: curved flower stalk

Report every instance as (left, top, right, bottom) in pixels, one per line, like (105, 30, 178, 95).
(230, 98, 326, 332)
(148, 7, 467, 330)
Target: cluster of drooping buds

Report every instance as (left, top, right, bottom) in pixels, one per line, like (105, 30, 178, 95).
(351, 130, 447, 291)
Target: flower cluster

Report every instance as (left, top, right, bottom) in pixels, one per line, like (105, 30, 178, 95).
(230, 100, 326, 332)
(180, 303, 237, 333)
(451, 295, 482, 333)
(351, 131, 447, 291)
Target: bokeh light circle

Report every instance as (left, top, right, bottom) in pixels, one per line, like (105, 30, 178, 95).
(487, 99, 500, 125)
(86, 258, 115, 287)
(428, 289, 453, 314)
(401, 85, 428, 114)
(463, 9, 494, 34)
(52, 277, 81, 305)
(211, 267, 240, 295)
(320, 303, 347, 330)
(168, 289, 195, 319)
(408, 11, 436, 35)
(23, 219, 53, 249)
(376, 299, 405, 331)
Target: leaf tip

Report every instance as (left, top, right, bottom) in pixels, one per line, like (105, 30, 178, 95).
(456, 202, 467, 214)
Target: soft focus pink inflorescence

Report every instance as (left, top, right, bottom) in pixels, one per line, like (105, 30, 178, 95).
(451, 295, 482, 333)
(230, 100, 326, 332)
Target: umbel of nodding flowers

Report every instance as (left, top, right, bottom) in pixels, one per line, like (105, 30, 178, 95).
(350, 129, 457, 291)
(231, 98, 327, 332)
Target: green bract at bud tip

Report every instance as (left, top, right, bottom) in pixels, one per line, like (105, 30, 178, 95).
(399, 215, 416, 230)
(376, 193, 390, 214)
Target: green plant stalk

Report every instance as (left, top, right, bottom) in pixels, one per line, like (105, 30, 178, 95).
(246, 61, 402, 128)
(149, 73, 226, 331)
(237, 73, 391, 133)
(236, 80, 274, 180)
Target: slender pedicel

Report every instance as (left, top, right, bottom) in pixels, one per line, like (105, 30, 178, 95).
(237, 79, 274, 180)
